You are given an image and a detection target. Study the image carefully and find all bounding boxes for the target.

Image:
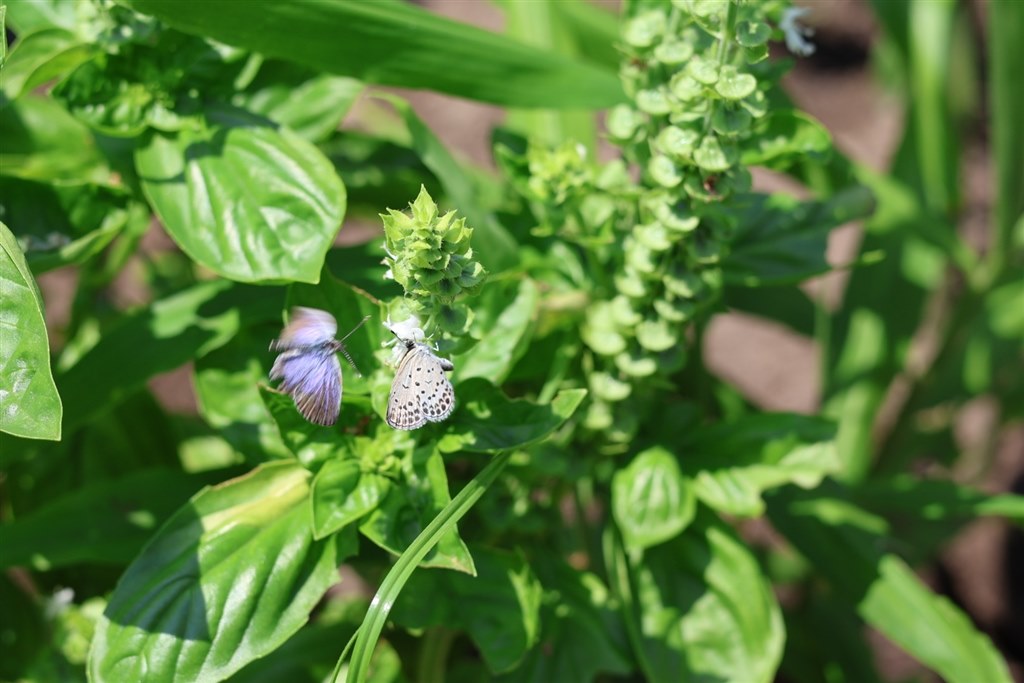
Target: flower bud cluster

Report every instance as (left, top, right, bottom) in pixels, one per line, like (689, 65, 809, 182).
(381, 186, 487, 337)
(511, 1, 790, 439)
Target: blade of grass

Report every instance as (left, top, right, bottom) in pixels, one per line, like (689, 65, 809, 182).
(337, 451, 511, 683)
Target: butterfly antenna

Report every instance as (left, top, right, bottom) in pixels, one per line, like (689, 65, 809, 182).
(339, 315, 371, 343)
(336, 315, 369, 377)
(338, 345, 362, 377)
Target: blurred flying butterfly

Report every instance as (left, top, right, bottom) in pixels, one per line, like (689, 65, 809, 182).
(269, 307, 368, 426)
(386, 340, 456, 430)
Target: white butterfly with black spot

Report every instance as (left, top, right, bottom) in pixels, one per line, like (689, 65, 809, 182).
(386, 340, 456, 430)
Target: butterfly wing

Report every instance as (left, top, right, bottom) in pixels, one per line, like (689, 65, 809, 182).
(386, 345, 455, 430)
(271, 307, 337, 351)
(271, 348, 342, 426)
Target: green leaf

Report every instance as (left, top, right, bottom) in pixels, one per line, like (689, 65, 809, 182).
(115, 0, 624, 109)
(989, 1, 1024, 280)
(723, 283, 815, 338)
(495, 557, 632, 683)
(0, 572, 47, 681)
(852, 475, 1024, 523)
(89, 462, 348, 683)
(1, 176, 146, 275)
(343, 451, 511, 683)
(0, 94, 109, 182)
(193, 327, 292, 463)
(59, 281, 281, 433)
(680, 413, 842, 516)
(768, 485, 1013, 683)
(393, 547, 542, 674)
(608, 511, 785, 683)
(0, 467, 227, 570)
(438, 379, 586, 453)
(235, 60, 363, 143)
(724, 186, 875, 286)
(377, 94, 518, 273)
(0, 222, 62, 440)
(782, 591, 885, 683)
(612, 447, 696, 551)
(0, 27, 94, 101)
(358, 448, 474, 573)
(453, 278, 538, 384)
(310, 457, 390, 540)
(743, 110, 833, 167)
(3, 0, 79, 34)
(135, 107, 346, 284)
(260, 386, 346, 468)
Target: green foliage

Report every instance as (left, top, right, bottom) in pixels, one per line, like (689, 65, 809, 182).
(1, 1, 1019, 682)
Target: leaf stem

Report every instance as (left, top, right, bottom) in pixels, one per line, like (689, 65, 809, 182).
(338, 451, 511, 683)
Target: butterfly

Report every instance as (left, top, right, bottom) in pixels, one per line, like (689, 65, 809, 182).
(269, 307, 367, 426)
(386, 340, 456, 430)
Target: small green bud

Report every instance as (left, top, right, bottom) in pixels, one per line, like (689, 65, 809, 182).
(716, 66, 758, 100)
(589, 371, 632, 402)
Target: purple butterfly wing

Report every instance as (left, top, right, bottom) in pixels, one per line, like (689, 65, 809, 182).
(270, 348, 342, 426)
(272, 307, 337, 350)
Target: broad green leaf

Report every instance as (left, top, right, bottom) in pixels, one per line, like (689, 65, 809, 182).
(235, 60, 363, 143)
(680, 413, 841, 516)
(0, 27, 94, 101)
(724, 186, 875, 287)
(723, 284, 815, 338)
(609, 512, 784, 683)
(59, 281, 281, 433)
(438, 379, 586, 453)
(260, 386, 348, 468)
(377, 94, 518, 273)
(453, 278, 538, 383)
(0, 222, 62, 440)
(742, 110, 832, 167)
(393, 547, 542, 674)
(116, 0, 625, 109)
(89, 462, 349, 683)
(497, 556, 632, 683)
(193, 327, 292, 463)
(768, 486, 1012, 683)
(0, 94, 109, 182)
(310, 457, 390, 540)
(612, 446, 696, 551)
(3, 0, 79, 34)
(135, 107, 346, 284)
(0, 467, 227, 570)
(1, 176, 145, 275)
(359, 448, 474, 573)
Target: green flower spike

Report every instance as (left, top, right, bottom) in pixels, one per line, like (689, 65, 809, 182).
(381, 186, 487, 337)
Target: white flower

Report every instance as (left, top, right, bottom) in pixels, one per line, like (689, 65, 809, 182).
(780, 7, 816, 57)
(44, 587, 75, 619)
(384, 314, 425, 343)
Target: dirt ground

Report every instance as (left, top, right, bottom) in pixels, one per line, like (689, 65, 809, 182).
(36, 0, 1022, 679)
